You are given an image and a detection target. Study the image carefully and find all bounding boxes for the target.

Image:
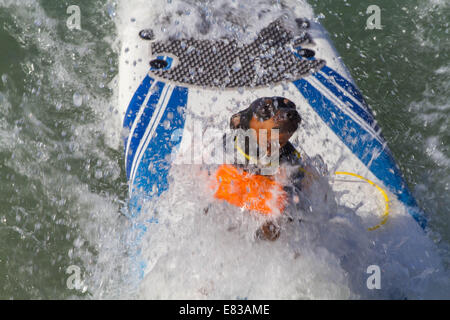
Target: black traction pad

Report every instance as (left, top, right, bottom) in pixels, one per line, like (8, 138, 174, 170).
(149, 19, 325, 89)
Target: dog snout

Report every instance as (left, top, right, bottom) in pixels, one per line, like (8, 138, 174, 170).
(287, 110, 301, 123)
(278, 109, 301, 124)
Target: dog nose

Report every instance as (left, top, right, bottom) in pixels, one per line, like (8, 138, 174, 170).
(287, 110, 301, 123)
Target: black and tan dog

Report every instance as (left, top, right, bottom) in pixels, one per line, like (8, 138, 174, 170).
(228, 97, 307, 240)
(230, 96, 302, 163)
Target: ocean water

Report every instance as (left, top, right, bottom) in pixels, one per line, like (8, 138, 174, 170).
(0, 0, 448, 299)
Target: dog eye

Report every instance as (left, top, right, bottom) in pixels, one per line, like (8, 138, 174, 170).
(263, 104, 274, 114)
(256, 105, 274, 120)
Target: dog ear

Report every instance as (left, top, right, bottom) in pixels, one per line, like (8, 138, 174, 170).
(230, 107, 253, 130)
(230, 113, 242, 129)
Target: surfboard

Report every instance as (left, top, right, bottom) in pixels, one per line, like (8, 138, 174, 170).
(116, 0, 439, 288)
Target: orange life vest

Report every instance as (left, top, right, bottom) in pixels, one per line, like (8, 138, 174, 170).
(213, 164, 286, 215)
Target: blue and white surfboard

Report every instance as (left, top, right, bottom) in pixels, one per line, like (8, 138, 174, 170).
(117, 5, 429, 282)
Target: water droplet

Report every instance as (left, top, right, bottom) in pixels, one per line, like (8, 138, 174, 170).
(163, 120, 171, 130)
(186, 46, 195, 54)
(232, 58, 242, 72)
(107, 4, 116, 18)
(95, 170, 103, 179)
(315, 13, 325, 21)
(73, 92, 83, 107)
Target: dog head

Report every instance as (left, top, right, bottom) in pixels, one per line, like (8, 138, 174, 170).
(230, 97, 301, 148)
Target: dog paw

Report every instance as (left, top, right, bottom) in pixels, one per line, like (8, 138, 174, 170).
(256, 221, 280, 241)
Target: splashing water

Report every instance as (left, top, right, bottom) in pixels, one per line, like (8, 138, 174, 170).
(0, 0, 448, 299)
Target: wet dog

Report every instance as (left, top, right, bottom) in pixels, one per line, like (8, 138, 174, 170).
(228, 97, 305, 241)
(230, 97, 302, 158)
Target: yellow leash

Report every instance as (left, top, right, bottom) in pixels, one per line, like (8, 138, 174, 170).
(236, 142, 252, 162)
(334, 171, 390, 231)
(297, 150, 390, 230)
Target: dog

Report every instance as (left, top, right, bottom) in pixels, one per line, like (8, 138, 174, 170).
(227, 97, 308, 241)
(230, 97, 302, 163)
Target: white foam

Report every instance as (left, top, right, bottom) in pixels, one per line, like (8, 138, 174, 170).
(133, 163, 449, 299)
(117, 0, 314, 44)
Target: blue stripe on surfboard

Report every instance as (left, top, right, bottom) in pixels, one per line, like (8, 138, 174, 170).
(293, 78, 427, 229)
(127, 85, 188, 279)
(320, 65, 367, 107)
(293, 47, 376, 126)
(132, 85, 188, 196)
(122, 74, 154, 131)
(122, 75, 154, 164)
(125, 81, 165, 180)
(123, 75, 153, 181)
(313, 72, 380, 132)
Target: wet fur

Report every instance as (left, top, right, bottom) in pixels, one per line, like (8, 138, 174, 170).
(229, 97, 302, 241)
